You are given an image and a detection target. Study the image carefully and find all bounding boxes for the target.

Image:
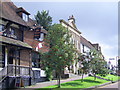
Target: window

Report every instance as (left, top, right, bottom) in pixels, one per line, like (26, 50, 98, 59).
(77, 41, 79, 49)
(80, 44, 83, 53)
(39, 33, 44, 41)
(9, 28, 15, 35)
(0, 24, 4, 32)
(32, 52, 40, 68)
(23, 13, 28, 22)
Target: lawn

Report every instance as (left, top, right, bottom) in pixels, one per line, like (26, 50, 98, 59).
(97, 74, 120, 81)
(36, 75, 119, 90)
(36, 76, 109, 89)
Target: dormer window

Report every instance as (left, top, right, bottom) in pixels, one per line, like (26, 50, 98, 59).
(16, 7, 30, 22)
(23, 13, 28, 22)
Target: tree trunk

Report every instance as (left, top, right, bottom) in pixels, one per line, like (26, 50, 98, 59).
(81, 71, 84, 82)
(58, 73, 61, 88)
(94, 74, 96, 80)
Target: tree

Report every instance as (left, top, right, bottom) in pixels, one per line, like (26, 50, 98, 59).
(41, 24, 76, 88)
(78, 53, 90, 82)
(35, 10, 52, 30)
(89, 49, 109, 80)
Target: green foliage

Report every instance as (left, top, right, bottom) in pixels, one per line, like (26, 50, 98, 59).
(45, 67, 53, 81)
(35, 10, 52, 30)
(78, 53, 90, 82)
(89, 49, 109, 80)
(41, 24, 76, 88)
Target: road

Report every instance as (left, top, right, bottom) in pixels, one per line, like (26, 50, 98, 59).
(93, 81, 120, 90)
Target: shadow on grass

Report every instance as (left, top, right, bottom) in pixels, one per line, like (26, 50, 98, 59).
(61, 82, 83, 87)
(75, 79, 101, 83)
(83, 79, 101, 83)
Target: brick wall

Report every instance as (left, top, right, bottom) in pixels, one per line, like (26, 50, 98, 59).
(24, 30, 49, 52)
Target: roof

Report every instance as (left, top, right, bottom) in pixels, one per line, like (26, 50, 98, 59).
(0, 35, 32, 49)
(59, 19, 81, 34)
(0, 1, 47, 32)
(80, 36, 95, 50)
(0, 1, 27, 26)
(16, 7, 30, 15)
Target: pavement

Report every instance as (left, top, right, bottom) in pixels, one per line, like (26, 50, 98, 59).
(23, 74, 88, 89)
(99, 81, 119, 88)
(90, 81, 120, 90)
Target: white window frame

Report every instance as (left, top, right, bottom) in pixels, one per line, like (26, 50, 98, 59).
(23, 13, 28, 22)
(39, 33, 44, 41)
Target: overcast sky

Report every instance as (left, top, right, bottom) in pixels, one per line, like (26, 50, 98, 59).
(12, 1, 118, 65)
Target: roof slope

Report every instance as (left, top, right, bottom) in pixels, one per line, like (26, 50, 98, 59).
(59, 19, 81, 34)
(0, 1, 27, 26)
(0, 0, 36, 27)
(80, 36, 95, 50)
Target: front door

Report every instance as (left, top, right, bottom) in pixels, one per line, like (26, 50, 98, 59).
(8, 48, 14, 64)
(8, 48, 20, 65)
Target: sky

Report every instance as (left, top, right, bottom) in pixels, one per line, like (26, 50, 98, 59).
(12, 0, 118, 66)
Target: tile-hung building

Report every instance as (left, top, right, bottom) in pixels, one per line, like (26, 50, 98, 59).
(60, 15, 81, 75)
(80, 36, 95, 55)
(60, 16, 104, 75)
(0, 1, 48, 88)
(80, 36, 104, 60)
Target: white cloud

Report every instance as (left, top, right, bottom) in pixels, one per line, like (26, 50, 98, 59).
(100, 43, 118, 60)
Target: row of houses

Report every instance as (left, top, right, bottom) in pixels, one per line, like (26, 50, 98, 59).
(60, 15, 104, 74)
(0, 1, 104, 89)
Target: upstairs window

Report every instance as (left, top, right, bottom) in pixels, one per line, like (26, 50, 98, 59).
(32, 53, 40, 68)
(8, 27, 17, 39)
(23, 13, 28, 22)
(0, 24, 4, 32)
(9, 28, 15, 35)
(34, 28, 45, 41)
(39, 33, 44, 41)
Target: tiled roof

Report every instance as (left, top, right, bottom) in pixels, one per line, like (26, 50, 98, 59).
(0, 0, 37, 27)
(0, 1, 27, 26)
(80, 36, 95, 50)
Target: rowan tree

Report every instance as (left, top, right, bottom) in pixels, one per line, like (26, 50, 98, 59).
(41, 24, 76, 88)
(89, 49, 109, 80)
(78, 53, 90, 82)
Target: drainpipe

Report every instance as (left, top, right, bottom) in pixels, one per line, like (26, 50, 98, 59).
(15, 49, 16, 77)
(29, 50, 32, 86)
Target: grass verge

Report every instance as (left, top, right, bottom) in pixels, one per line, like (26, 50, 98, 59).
(97, 74, 120, 81)
(36, 75, 119, 90)
(36, 76, 109, 89)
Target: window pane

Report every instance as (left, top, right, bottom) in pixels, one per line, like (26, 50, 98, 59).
(39, 33, 44, 41)
(23, 13, 28, 22)
(0, 24, 4, 32)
